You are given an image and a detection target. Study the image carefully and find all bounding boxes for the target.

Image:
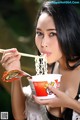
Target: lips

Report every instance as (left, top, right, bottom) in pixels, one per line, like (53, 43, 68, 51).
(41, 51, 52, 57)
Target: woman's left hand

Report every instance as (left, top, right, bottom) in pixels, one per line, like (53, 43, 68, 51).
(33, 86, 72, 108)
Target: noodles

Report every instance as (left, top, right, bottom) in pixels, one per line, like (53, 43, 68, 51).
(2, 52, 48, 82)
(35, 54, 48, 75)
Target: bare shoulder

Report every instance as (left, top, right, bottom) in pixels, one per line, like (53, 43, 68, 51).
(75, 65, 80, 83)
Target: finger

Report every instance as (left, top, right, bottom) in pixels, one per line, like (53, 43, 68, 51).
(33, 95, 58, 107)
(1, 48, 18, 61)
(33, 95, 51, 105)
(2, 57, 19, 66)
(1, 52, 20, 64)
(1, 53, 15, 63)
(3, 48, 17, 54)
(48, 86, 62, 97)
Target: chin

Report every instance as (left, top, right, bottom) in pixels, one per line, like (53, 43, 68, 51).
(47, 59, 55, 64)
(47, 61, 55, 65)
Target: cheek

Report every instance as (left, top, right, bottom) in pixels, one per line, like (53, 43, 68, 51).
(49, 40, 62, 62)
(54, 42, 62, 57)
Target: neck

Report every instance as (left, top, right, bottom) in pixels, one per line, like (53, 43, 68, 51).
(47, 63, 55, 73)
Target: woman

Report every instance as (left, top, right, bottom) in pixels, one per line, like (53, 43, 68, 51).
(1, 1, 80, 120)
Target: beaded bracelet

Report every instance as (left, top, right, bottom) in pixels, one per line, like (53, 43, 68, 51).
(2, 70, 32, 82)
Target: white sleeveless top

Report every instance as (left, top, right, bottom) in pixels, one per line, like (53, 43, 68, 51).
(23, 86, 49, 120)
(23, 62, 60, 120)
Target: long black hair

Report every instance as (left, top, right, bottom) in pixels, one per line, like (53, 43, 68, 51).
(35, 1, 80, 70)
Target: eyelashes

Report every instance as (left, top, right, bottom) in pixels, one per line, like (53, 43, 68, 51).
(49, 32, 57, 37)
(36, 31, 57, 38)
(36, 31, 43, 36)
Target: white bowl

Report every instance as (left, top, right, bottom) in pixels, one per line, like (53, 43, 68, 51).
(28, 74, 62, 99)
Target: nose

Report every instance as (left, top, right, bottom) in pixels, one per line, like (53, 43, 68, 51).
(41, 36, 48, 48)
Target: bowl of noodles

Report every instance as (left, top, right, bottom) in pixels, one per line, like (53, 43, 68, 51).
(28, 74, 62, 99)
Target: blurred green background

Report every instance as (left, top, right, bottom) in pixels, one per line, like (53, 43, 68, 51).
(0, 0, 42, 119)
(0, 0, 80, 119)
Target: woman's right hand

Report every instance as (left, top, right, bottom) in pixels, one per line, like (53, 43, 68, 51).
(0, 48, 21, 71)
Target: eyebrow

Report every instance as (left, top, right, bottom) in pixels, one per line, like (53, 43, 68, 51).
(36, 28, 56, 31)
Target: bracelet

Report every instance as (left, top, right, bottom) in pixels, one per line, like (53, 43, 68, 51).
(2, 70, 23, 82)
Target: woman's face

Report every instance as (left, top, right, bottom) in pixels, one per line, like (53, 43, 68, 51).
(35, 12, 62, 64)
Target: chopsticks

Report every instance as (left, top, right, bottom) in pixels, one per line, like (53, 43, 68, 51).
(0, 49, 41, 58)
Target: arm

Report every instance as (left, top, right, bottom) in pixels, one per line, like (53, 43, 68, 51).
(11, 80, 26, 120)
(33, 86, 80, 116)
(68, 97, 80, 113)
(1, 48, 27, 120)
